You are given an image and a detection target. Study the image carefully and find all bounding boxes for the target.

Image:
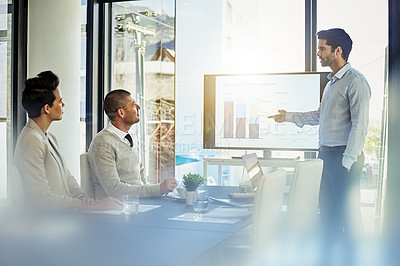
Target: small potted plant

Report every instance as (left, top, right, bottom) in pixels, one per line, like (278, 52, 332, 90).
(182, 172, 206, 205)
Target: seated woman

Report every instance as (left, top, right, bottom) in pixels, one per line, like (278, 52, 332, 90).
(14, 70, 121, 211)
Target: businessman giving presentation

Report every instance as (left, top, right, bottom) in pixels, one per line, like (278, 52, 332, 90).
(269, 28, 371, 262)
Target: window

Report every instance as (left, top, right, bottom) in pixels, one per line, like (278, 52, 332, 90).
(226, 1, 232, 23)
(80, 0, 87, 153)
(106, 0, 176, 184)
(0, 0, 11, 200)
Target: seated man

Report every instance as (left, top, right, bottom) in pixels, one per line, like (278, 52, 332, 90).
(14, 70, 121, 211)
(88, 89, 177, 199)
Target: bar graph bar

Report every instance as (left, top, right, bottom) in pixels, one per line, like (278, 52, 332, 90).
(249, 98, 259, 139)
(224, 97, 234, 138)
(236, 99, 246, 138)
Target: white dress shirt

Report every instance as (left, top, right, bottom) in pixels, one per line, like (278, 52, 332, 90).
(105, 123, 138, 149)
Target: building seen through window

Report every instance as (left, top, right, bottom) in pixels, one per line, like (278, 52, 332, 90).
(110, 1, 175, 184)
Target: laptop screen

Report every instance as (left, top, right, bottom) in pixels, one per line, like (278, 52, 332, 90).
(241, 153, 264, 190)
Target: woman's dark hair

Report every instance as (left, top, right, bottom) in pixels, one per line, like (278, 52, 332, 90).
(317, 28, 353, 61)
(22, 71, 60, 118)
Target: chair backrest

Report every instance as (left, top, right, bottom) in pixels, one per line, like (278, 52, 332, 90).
(286, 159, 323, 232)
(80, 153, 94, 198)
(252, 168, 287, 250)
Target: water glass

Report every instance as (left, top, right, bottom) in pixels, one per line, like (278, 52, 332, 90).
(193, 191, 209, 213)
(176, 186, 186, 199)
(122, 195, 139, 215)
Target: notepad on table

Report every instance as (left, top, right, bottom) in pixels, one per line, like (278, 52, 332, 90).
(203, 207, 252, 219)
(208, 197, 253, 208)
(169, 212, 240, 224)
(83, 204, 161, 215)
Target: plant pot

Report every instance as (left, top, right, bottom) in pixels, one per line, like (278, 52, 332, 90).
(185, 190, 198, 205)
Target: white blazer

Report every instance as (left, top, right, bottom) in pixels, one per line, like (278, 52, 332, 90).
(14, 119, 84, 210)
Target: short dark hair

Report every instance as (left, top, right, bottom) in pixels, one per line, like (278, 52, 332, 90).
(22, 71, 60, 118)
(317, 28, 353, 61)
(104, 89, 132, 121)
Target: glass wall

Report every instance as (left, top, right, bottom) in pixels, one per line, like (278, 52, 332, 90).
(317, 0, 388, 234)
(0, 0, 11, 200)
(80, 0, 87, 153)
(109, 0, 175, 184)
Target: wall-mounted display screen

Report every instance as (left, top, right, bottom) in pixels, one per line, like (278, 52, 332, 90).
(204, 72, 329, 151)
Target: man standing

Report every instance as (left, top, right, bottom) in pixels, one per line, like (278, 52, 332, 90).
(269, 28, 370, 263)
(88, 89, 177, 199)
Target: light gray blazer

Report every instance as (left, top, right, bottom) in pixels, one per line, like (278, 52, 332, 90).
(14, 119, 84, 210)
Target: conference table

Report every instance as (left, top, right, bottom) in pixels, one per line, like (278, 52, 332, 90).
(0, 186, 252, 266)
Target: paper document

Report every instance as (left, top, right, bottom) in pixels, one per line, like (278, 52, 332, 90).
(229, 192, 256, 198)
(162, 192, 184, 200)
(203, 207, 252, 219)
(82, 210, 122, 215)
(208, 197, 253, 208)
(169, 212, 240, 224)
(139, 204, 161, 212)
(82, 204, 161, 215)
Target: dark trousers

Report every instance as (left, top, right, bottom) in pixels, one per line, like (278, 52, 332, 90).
(318, 149, 364, 266)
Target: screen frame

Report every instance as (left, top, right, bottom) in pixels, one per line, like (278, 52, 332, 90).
(203, 72, 330, 151)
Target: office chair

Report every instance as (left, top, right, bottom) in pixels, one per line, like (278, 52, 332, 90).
(80, 153, 95, 198)
(222, 169, 287, 266)
(252, 168, 287, 251)
(286, 159, 323, 234)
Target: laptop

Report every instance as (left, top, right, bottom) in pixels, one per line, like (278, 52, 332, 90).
(241, 153, 264, 191)
(218, 153, 263, 199)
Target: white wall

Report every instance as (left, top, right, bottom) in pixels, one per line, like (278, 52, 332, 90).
(27, 0, 81, 180)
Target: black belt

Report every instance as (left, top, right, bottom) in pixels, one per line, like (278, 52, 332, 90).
(319, 145, 346, 152)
